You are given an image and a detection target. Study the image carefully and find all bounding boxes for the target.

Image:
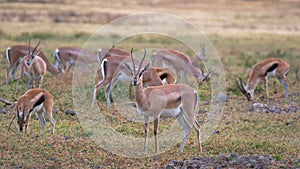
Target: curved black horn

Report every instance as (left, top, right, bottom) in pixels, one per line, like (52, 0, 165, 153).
(130, 48, 136, 74)
(32, 40, 40, 55)
(239, 78, 246, 90)
(28, 39, 31, 54)
(235, 78, 245, 94)
(137, 49, 146, 73)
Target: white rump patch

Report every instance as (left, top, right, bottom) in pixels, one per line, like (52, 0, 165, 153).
(6, 47, 11, 64)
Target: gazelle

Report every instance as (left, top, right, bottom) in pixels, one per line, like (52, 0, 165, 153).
(236, 58, 289, 101)
(97, 47, 129, 64)
(152, 49, 210, 82)
(16, 41, 46, 92)
(54, 46, 98, 72)
(5, 43, 62, 84)
(92, 54, 177, 108)
(8, 88, 55, 134)
(125, 48, 201, 154)
(190, 46, 207, 66)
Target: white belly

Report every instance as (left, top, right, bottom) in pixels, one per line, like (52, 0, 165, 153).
(267, 69, 277, 78)
(31, 103, 44, 113)
(160, 105, 182, 118)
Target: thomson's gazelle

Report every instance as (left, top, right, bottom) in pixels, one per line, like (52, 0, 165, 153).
(236, 58, 289, 101)
(125, 48, 202, 154)
(8, 88, 55, 134)
(16, 40, 47, 92)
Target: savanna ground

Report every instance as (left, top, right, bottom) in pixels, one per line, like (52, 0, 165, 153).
(0, 0, 299, 168)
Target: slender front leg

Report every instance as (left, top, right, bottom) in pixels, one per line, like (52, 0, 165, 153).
(39, 76, 44, 88)
(105, 83, 112, 108)
(154, 118, 159, 153)
(8, 114, 16, 131)
(92, 80, 106, 107)
(27, 76, 32, 90)
(144, 116, 149, 151)
(264, 76, 268, 100)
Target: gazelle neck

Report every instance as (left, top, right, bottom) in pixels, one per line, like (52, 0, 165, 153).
(246, 73, 260, 91)
(133, 81, 147, 108)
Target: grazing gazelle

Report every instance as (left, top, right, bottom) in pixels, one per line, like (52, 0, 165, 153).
(8, 88, 56, 134)
(236, 58, 289, 101)
(16, 40, 46, 92)
(54, 46, 98, 72)
(152, 49, 210, 82)
(92, 54, 177, 108)
(5, 43, 62, 84)
(97, 47, 129, 64)
(125, 48, 201, 154)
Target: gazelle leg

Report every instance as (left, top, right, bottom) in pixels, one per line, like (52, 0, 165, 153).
(177, 114, 192, 154)
(37, 111, 46, 133)
(279, 78, 289, 100)
(44, 108, 56, 135)
(193, 120, 202, 154)
(39, 76, 44, 88)
(92, 80, 106, 107)
(8, 114, 16, 131)
(264, 76, 268, 100)
(6, 67, 12, 85)
(105, 83, 112, 108)
(154, 118, 159, 153)
(144, 116, 149, 151)
(27, 76, 32, 90)
(12, 63, 19, 81)
(66, 59, 75, 72)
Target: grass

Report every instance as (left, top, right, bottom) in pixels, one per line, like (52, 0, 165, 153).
(0, 0, 300, 168)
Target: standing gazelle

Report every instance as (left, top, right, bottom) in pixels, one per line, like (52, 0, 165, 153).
(5, 43, 62, 84)
(92, 54, 177, 108)
(8, 88, 56, 134)
(125, 48, 202, 154)
(236, 58, 289, 101)
(16, 40, 47, 92)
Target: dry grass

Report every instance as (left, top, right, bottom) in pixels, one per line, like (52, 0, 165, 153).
(0, 0, 299, 168)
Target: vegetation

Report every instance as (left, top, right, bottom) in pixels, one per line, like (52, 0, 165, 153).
(0, 0, 299, 168)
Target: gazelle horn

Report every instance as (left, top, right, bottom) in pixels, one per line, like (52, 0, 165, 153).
(137, 49, 147, 74)
(130, 48, 136, 74)
(31, 40, 40, 55)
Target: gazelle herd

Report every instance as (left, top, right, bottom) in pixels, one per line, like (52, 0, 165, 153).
(0, 38, 290, 154)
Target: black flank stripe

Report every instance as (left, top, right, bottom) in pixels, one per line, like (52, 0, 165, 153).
(160, 73, 168, 80)
(265, 63, 278, 76)
(103, 60, 107, 77)
(29, 95, 45, 113)
(175, 96, 181, 103)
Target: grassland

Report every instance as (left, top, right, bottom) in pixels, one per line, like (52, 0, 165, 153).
(0, 0, 299, 168)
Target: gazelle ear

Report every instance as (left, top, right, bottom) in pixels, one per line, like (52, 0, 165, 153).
(124, 62, 134, 75)
(138, 63, 150, 78)
(29, 93, 45, 110)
